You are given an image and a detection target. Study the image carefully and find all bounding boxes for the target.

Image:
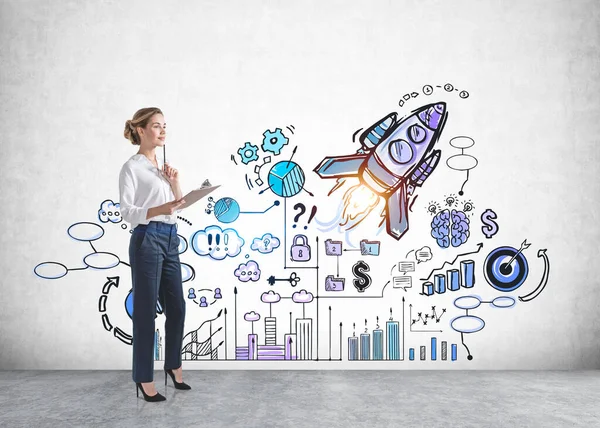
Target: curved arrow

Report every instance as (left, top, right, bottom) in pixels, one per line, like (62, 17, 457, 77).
(518, 249, 549, 303)
(102, 276, 119, 294)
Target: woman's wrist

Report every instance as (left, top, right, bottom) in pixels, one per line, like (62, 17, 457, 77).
(146, 206, 161, 219)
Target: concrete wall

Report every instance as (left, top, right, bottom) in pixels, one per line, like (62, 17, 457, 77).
(1, 0, 599, 369)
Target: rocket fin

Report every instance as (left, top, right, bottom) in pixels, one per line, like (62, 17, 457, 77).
(386, 182, 410, 240)
(313, 154, 367, 179)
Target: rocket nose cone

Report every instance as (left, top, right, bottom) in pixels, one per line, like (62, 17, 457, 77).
(418, 102, 447, 130)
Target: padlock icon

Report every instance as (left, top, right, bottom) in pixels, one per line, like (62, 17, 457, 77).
(290, 234, 311, 262)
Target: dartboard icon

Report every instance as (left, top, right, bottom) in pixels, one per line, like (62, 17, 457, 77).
(484, 246, 529, 292)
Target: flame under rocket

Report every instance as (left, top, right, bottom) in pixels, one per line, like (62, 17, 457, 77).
(313, 102, 448, 240)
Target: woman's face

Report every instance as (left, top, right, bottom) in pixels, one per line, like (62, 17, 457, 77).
(139, 113, 166, 147)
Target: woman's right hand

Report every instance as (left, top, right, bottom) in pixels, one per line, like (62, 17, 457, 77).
(146, 198, 186, 220)
(161, 198, 186, 215)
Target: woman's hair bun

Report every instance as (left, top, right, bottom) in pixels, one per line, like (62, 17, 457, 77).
(124, 120, 137, 145)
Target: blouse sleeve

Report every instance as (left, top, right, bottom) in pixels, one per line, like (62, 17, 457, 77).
(119, 166, 149, 225)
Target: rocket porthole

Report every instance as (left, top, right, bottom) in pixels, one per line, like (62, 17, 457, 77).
(408, 124, 426, 143)
(388, 139, 414, 164)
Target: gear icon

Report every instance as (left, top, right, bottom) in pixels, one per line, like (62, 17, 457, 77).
(261, 128, 289, 155)
(237, 142, 259, 165)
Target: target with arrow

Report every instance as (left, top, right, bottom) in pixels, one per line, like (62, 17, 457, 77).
(484, 240, 530, 292)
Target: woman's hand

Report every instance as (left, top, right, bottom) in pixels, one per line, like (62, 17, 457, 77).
(153, 198, 186, 217)
(161, 163, 179, 185)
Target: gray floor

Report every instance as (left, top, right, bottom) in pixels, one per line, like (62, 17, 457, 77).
(0, 371, 599, 427)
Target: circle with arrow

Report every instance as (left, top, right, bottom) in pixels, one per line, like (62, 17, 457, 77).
(484, 243, 529, 292)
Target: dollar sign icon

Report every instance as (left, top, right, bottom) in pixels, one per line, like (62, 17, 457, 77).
(481, 209, 499, 239)
(352, 261, 372, 293)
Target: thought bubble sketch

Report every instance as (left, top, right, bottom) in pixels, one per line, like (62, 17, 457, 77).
(234, 260, 261, 282)
(250, 233, 281, 254)
(191, 225, 244, 260)
(415, 246, 433, 263)
(98, 200, 121, 224)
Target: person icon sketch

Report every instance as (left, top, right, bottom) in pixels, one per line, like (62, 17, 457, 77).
(214, 288, 222, 299)
(188, 288, 196, 299)
(199, 296, 208, 307)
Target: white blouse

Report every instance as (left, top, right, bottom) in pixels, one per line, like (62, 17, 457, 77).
(118, 154, 181, 230)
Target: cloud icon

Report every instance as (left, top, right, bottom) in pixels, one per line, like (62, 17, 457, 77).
(234, 260, 261, 282)
(251, 233, 281, 254)
(244, 311, 261, 322)
(292, 289, 314, 303)
(261, 290, 281, 304)
(98, 200, 121, 224)
(191, 225, 244, 260)
(416, 246, 433, 263)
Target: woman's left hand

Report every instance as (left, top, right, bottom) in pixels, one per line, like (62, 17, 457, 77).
(161, 163, 179, 184)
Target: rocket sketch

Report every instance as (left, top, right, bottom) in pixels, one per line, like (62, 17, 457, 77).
(314, 102, 448, 240)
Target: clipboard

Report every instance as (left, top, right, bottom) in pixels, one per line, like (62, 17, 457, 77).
(179, 185, 221, 209)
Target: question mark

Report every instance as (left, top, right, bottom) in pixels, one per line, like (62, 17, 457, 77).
(292, 203, 306, 228)
(264, 237, 270, 250)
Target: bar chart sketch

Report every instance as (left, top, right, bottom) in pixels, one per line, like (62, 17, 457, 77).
(422, 259, 475, 296)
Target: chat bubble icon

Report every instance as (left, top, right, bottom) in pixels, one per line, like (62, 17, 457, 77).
(416, 246, 433, 263)
(398, 261, 415, 273)
(393, 276, 412, 290)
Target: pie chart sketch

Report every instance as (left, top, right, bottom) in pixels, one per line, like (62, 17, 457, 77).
(267, 161, 305, 198)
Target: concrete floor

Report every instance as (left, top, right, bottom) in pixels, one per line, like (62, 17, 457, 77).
(0, 371, 598, 427)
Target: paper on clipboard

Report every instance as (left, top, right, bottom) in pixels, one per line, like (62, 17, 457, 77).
(179, 185, 221, 209)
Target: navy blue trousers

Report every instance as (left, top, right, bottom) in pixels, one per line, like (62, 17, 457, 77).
(129, 221, 186, 383)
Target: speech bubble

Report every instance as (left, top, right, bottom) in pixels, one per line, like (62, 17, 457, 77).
(98, 200, 121, 224)
(234, 260, 261, 282)
(398, 261, 415, 273)
(251, 233, 280, 254)
(393, 276, 412, 290)
(191, 225, 244, 260)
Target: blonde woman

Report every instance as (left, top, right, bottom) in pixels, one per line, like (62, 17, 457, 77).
(120, 107, 191, 402)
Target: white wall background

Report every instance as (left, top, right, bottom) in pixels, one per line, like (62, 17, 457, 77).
(1, 0, 599, 370)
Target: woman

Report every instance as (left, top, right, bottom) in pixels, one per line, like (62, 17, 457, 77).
(119, 107, 191, 402)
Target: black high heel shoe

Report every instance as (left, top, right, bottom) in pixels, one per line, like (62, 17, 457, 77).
(136, 383, 166, 402)
(164, 368, 192, 390)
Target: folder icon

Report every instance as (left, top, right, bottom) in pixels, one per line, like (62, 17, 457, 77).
(324, 239, 343, 256)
